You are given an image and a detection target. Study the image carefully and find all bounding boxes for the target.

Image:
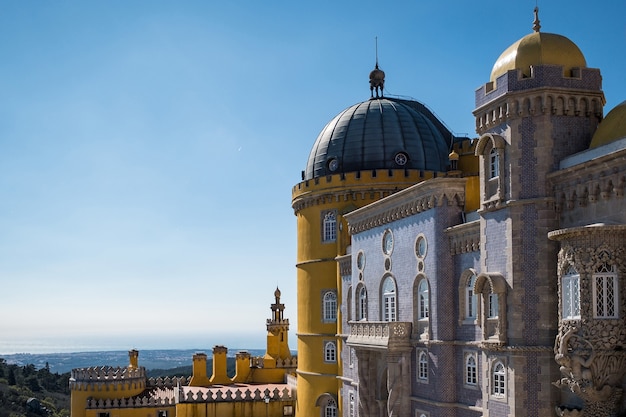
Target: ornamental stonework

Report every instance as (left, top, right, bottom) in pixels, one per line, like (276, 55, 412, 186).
(552, 231, 626, 417)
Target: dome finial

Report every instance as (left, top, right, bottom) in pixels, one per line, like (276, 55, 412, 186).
(533, 6, 541, 32)
(369, 37, 385, 98)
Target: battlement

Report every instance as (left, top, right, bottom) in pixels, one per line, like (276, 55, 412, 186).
(178, 385, 294, 403)
(70, 366, 146, 391)
(148, 376, 191, 388)
(475, 65, 603, 110)
(250, 356, 298, 369)
(293, 169, 438, 197)
(86, 392, 175, 409)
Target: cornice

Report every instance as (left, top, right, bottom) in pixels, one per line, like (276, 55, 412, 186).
(344, 178, 466, 234)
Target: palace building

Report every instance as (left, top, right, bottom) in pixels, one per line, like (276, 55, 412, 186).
(71, 7, 625, 417)
(292, 7, 625, 417)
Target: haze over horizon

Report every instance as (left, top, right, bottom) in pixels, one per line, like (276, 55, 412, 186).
(1, 1, 625, 355)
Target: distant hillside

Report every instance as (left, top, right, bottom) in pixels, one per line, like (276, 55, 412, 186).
(2, 349, 266, 374)
(0, 358, 70, 417)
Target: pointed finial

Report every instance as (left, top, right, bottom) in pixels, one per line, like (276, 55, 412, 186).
(369, 37, 385, 98)
(533, 6, 541, 32)
(375, 36, 379, 69)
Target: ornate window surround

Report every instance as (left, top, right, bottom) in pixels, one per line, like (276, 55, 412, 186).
(475, 133, 506, 208)
(458, 269, 478, 324)
(474, 272, 507, 344)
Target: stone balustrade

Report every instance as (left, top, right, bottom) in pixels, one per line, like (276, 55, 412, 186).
(346, 321, 412, 349)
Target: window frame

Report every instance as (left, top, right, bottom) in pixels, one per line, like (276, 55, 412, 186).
(466, 274, 477, 320)
(465, 353, 478, 387)
(324, 399, 338, 417)
(562, 266, 581, 320)
(322, 211, 337, 243)
(324, 341, 337, 363)
(492, 361, 506, 397)
(381, 276, 397, 322)
(489, 147, 499, 179)
(593, 263, 618, 319)
(418, 279, 429, 320)
(417, 350, 428, 382)
(322, 291, 337, 322)
(357, 285, 367, 321)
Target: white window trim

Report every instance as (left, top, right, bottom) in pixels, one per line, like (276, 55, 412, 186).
(322, 211, 337, 243)
(358, 286, 367, 321)
(593, 268, 618, 319)
(323, 341, 337, 363)
(417, 350, 428, 383)
(491, 361, 506, 398)
(562, 268, 581, 320)
(418, 279, 429, 320)
(322, 291, 337, 322)
(464, 352, 478, 387)
(382, 276, 397, 322)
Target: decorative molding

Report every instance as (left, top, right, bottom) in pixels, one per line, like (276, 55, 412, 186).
(446, 220, 480, 255)
(344, 178, 466, 234)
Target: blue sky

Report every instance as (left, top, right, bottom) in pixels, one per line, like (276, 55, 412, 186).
(1, 1, 625, 354)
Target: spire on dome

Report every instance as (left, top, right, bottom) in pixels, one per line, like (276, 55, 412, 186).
(533, 6, 541, 32)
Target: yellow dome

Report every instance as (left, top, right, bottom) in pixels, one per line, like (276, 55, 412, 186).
(589, 101, 626, 148)
(490, 31, 587, 82)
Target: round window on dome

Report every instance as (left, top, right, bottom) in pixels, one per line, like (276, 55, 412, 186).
(394, 152, 408, 166)
(327, 158, 339, 172)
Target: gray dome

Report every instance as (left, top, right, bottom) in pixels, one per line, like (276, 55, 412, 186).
(304, 97, 453, 180)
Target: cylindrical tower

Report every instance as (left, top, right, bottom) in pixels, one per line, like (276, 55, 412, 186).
(292, 73, 458, 416)
(69, 350, 147, 417)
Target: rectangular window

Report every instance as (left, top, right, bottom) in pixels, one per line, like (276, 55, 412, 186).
(593, 273, 618, 318)
(158, 412, 168, 417)
(562, 273, 581, 319)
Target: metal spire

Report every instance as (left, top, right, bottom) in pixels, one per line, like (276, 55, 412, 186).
(533, 6, 541, 32)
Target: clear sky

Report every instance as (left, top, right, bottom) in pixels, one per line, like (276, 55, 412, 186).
(1, 1, 625, 354)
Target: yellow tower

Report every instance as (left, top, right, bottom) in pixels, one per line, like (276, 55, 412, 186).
(69, 349, 150, 417)
(291, 65, 467, 416)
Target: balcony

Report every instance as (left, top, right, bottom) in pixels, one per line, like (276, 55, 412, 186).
(346, 321, 412, 350)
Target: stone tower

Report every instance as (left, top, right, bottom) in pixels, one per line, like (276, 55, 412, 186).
(472, 8, 605, 416)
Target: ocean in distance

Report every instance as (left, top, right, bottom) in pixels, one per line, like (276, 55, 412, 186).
(1, 348, 268, 374)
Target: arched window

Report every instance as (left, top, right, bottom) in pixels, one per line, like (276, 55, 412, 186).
(492, 361, 506, 396)
(593, 260, 618, 318)
(358, 286, 367, 321)
(562, 266, 580, 319)
(322, 211, 337, 242)
(323, 291, 337, 322)
(382, 277, 397, 322)
(324, 398, 337, 417)
(348, 392, 355, 417)
(465, 354, 477, 385)
(324, 341, 336, 363)
(417, 351, 428, 381)
(418, 279, 429, 320)
(466, 274, 477, 319)
(489, 148, 499, 179)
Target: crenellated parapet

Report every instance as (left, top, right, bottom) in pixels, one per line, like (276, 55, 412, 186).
(292, 169, 441, 213)
(178, 386, 294, 403)
(474, 66, 604, 136)
(148, 376, 191, 388)
(86, 393, 175, 409)
(69, 366, 147, 391)
(250, 356, 298, 369)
